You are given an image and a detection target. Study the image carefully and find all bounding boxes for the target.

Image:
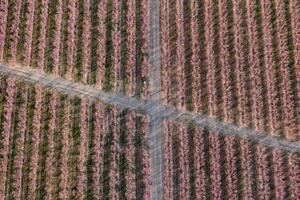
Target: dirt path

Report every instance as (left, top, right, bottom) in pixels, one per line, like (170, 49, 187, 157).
(1, 63, 299, 152)
(1, 63, 300, 200)
(149, 0, 164, 199)
(149, 0, 161, 102)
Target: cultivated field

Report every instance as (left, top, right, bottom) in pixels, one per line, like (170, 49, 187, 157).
(163, 120, 300, 199)
(161, 0, 300, 141)
(0, 74, 152, 200)
(0, 0, 151, 98)
(0, 0, 299, 199)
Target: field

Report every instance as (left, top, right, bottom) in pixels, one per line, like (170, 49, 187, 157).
(0, 75, 152, 200)
(158, 1, 300, 196)
(0, 0, 151, 98)
(163, 120, 300, 199)
(0, 0, 299, 199)
(161, 0, 299, 141)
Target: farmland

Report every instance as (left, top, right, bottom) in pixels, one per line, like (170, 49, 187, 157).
(161, 0, 299, 141)
(163, 120, 300, 199)
(0, 74, 152, 200)
(1, 63, 300, 200)
(0, 0, 151, 98)
(0, 0, 300, 199)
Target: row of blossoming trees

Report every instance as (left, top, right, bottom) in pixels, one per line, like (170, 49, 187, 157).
(163, 120, 300, 200)
(160, 0, 300, 198)
(0, 74, 152, 200)
(0, 0, 151, 99)
(160, 0, 300, 140)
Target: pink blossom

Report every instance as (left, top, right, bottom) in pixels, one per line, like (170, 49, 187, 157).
(224, 137, 238, 200)
(209, 132, 222, 200)
(37, 0, 50, 70)
(125, 110, 136, 199)
(28, 85, 43, 199)
(66, 0, 77, 80)
(82, 0, 91, 83)
(160, 0, 171, 104)
(78, 98, 89, 199)
(141, 116, 152, 199)
(256, 144, 271, 199)
(45, 91, 58, 200)
(109, 107, 120, 200)
(176, 0, 186, 110)
(218, 0, 234, 123)
(163, 121, 173, 199)
(276, 0, 299, 140)
(59, 97, 72, 200)
(5, 0, 22, 62)
(194, 128, 206, 199)
(289, 0, 300, 120)
(272, 149, 288, 200)
(22, 0, 36, 65)
(51, 0, 63, 75)
(260, 0, 281, 135)
(190, 0, 202, 113)
(288, 153, 300, 199)
(233, 0, 251, 127)
(0, 78, 16, 200)
(92, 101, 106, 199)
(240, 139, 255, 200)
(11, 85, 28, 200)
(204, 0, 218, 117)
(178, 123, 190, 199)
(125, 0, 136, 97)
(112, 0, 122, 92)
(0, 0, 9, 61)
(96, 0, 107, 90)
(245, 0, 265, 131)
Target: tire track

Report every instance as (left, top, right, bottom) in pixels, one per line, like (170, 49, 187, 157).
(149, 0, 163, 199)
(1, 63, 300, 154)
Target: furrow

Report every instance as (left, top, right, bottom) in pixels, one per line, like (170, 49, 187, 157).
(0, 78, 16, 200)
(78, 97, 89, 199)
(260, 0, 282, 136)
(27, 85, 43, 199)
(218, 0, 234, 123)
(125, 110, 136, 199)
(245, 0, 266, 131)
(125, 0, 136, 97)
(275, 0, 299, 140)
(112, 0, 121, 92)
(204, 0, 218, 117)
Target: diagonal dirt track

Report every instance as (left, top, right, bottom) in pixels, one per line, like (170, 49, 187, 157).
(1, 63, 300, 200)
(1, 63, 300, 154)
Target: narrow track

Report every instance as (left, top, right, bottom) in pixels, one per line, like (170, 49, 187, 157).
(1, 63, 300, 153)
(149, 0, 161, 102)
(149, 0, 164, 199)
